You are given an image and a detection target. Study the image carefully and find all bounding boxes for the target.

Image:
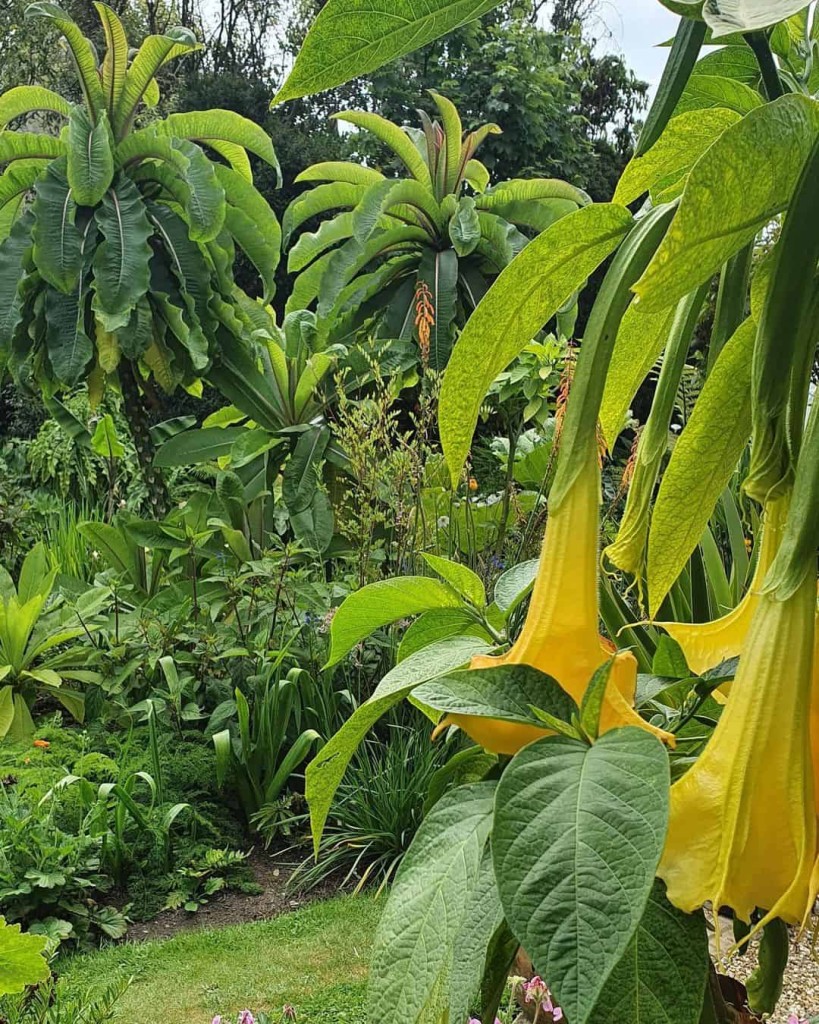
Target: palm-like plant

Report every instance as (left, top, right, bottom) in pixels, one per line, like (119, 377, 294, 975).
(284, 91, 589, 368)
(0, 2, 281, 512)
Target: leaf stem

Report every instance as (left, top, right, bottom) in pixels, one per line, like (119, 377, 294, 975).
(744, 31, 785, 100)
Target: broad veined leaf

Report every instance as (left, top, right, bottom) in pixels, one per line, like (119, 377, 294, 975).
(474, 210, 528, 269)
(156, 109, 280, 178)
(26, 2, 105, 116)
(634, 94, 819, 311)
(367, 782, 496, 1024)
(0, 85, 70, 128)
(306, 635, 493, 851)
(114, 26, 201, 135)
(117, 130, 226, 242)
(690, 45, 762, 84)
(463, 157, 489, 192)
(647, 318, 756, 616)
(493, 729, 670, 1024)
(440, 203, 632, 485)
(283, 182, 366, 246)
(77, 521, 140, 587)
(90, 413, 124, 458)
(0, 917, 49, 996)
(0, 211, 34, 348)
(92, 174, 153, 331)
(588, 881, 709, 1024)
(273, 0, 506, 104)
(0, 131, 64, 165)
(420, 552, 485, 606)
(215, 164, 281, 301)
(397, 608, 493, 661)
(614, 108, 740, 207)
(475, 195, 576, 235)
(44, 283, 93, 385)
(449, 195, 481, 255)
(152, 291, 208, 371)
(146, 203, 215, 335)
(117, 296, 152, 359)
(95, 1, 128, 116)
(154, 426, 247, 467)
(295, 161, 385, 186)
(703, 0, 809, 36)
(352, 176, 441, 241)
(288, 211, 355, 272)
(0, 162, 46, 221)
(414, 664, 578, 726)
(31, 161, 84, 293)
(599, 301, 678, 447)
(675, 73, 764, 116)
(478, 176, 590, 206)
(417, 246, 459, 370)
(287, 250, 336, 313)
(325, 576, 464, 667)
(493, 557, 538, 615)
(339, 110, 434, 191)
(282, 425, 331, 514)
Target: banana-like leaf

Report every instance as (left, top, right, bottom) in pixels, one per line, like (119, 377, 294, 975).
(319, 254, 417, 343)
(0, 162, 46, 220)
(204, 139, 251, 181)
(31, 160, 84, 293)
(334, 110, 433, 189)
(67, 106, 114, 206)
(353, 177, 442, 241)
(475, 211, 527, 269)
(463, 158, 489, 193)
(156, 110, 280, 183)
(117, 130, 226, 241)
(117, 296, 152, 359)
(288, 211, 354, 272)
(207, 346, 286, 432)
(214, 164, 281, 301)
(478, 177, 590, 206)
(95, 2, 128, 117)
(418, 246, 459, 370)
(26, 2, 105, 117)
(114, 26, 201, 136)
(0, 211, 34, 349)
(448, 196, 480, 256)
(477, 196, 576, 235)
(295, 161, 384, 186)
(0, 86, 70, 128)
(0, 131, 64, 164)
(287, 250, 337, 313)
(283, 181, 366, 246)
(92, 174, 153, 331)
(317, 224, 428, 315)
(44, 283, 93, 384)
(152, 291, 208, 371)
(429, 90, 463, 193)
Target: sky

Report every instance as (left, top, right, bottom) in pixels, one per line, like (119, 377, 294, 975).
(594, 0, 681, 96)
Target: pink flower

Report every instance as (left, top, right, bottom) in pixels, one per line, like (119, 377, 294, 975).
(238, 1014, 255, 1024)
(211, 1018, 222, 1024)
(787, 1016, 808, 1024)
(522, 976, 563, 1020)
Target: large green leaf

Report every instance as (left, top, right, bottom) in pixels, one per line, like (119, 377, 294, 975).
(440, 203, 632, 485)
(493, 729, 670, 1024)
(44, 284, 93, 385)
(0, 131, 64, 165)
(634, 95, 819, 311)
(214, 164, 281, 301)
(647, 318, 755, 616)
(25, 2, 105, 117)
(325, 576, 464, 667)
(588, 882, 709, 1024)
(420, 552, 485, 607)
(0, 917, 49, 996)
(31, 160, 83, 293)
(614, 108, 740, 207)
(67, 106, 114, 206)
(0, 211, 34, 349)
(691, 45, 761, 84)
(288, 211, 354, 272)
(307, 635, 493, 850)
(282, 425, 331, 514)
(283, 182, 366, 246)
(676, 74, 764, 116)
(367, 782, 495, 1024)
(0, 163, 46, 222)
(418, 246, 459, 371)
(92, 175, 153, 330)
(352, 176, 441, 240)
(78, 521, 140, 588)
(296, 161, 384, 186)
(156, 109, 279, 177)
(114, 26, 200, 135)
(273, 0, 506, 104)
(0, 85, 70, 128)
(703, 0, 808, 36)
(95, 1, 128, 117)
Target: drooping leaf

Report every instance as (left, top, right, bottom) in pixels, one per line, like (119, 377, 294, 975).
(282, 425, 331, 514)
(0, 85, 70, 128)
(25, 2, 105, 116)
(283, 182, 366, 246)
(634, 95, 819, 311)
(420, 552, 485, 607)
(449, 195, 481, 255)
(367, 782, 496, 1024)
(418, 246, 459, 371)
(214, 164, 281, 301)
(440, 204, 632, 485)
(588, 881, 709, 1024)
(0, 131, 64, 165)
(325, 576, 464, 667)
(31, 160, 83, 293)
(90, 413, 124, 459)
(352, 176, 441, 241)
(306, 635, 493, 850)
(290, 488, 335, 553)
(647, 318, 756, 616)
(95, 1, 128, 116)
(115, 26, 201, 135)
(493, 729, 670, 1024)
(397, 608, 493, 661)
(273, 0, 506, 104)
(0, 211, 34, 349)
(493, 557, 538, 616)
(92, 175, 153, 331)
(288, 211, 355, 272)
(296, 161, 385, 186)
(44, 284, 93, 385)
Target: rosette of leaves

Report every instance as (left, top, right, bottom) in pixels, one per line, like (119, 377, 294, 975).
(0, 2, 281, 513)
(283, 90, 589, 368)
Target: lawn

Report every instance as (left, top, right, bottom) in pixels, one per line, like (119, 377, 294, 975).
(59, 896, 381, 1024)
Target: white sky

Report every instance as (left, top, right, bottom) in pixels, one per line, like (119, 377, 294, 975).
(595, 0, 681, 96)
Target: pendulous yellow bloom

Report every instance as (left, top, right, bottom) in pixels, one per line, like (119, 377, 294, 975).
(656, 497, 789, 676)
(438, 445, 674, 754)
(659, 569, 817, 926)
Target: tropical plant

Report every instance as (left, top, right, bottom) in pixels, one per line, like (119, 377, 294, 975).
(278, 3, 819, 1024)
(0, 1, 281, 512)
(164, 846, 252, 912)
(283, 92, 589, 367)
(0, 543, 107, 741)
(0, 973, 131, 1024)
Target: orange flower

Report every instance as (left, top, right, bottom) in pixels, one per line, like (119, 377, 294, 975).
(33, 739, 50, 749)
(468, 477, 479, 491)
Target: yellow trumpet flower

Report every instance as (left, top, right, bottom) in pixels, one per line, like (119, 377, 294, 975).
(438, 446, 674, 754)
(656, 496, 790, 676)
(659, 569, 817, 926)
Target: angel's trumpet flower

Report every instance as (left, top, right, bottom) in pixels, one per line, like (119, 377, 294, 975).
(659, 569, 817, 926)
(437, 446, 674, 754)
(656, 496, 789, 676)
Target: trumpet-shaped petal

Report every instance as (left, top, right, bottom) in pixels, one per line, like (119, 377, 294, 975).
(657, 497, 789, 676)
(441, 449, 673, 754)
(659, 570, 817, 925)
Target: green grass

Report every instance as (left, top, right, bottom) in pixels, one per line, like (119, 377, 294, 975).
(59, 895, 381, 1024)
